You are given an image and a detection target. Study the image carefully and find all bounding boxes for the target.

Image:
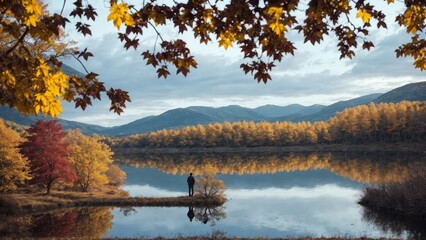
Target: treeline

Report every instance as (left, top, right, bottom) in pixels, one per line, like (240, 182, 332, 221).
(0, 119, 126, 194)
(114, 101, 426, 148)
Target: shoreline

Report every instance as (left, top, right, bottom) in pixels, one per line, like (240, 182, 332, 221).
(0, 191, 226, 215)
(113, 143, 426, 154)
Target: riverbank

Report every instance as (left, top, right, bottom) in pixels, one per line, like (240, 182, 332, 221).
(0, 190, 226, 215)
(358, 169, 426, 219)
(114, 143, 426, 154)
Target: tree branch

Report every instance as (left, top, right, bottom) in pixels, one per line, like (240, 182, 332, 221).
(0, 27, 29, 59)
(71, 54, 90, 74)
(60, 0, 67, 16)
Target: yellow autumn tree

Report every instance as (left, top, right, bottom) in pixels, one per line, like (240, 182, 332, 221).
(195, 174, 225, 199)
(105, 164, 126, 187)
(66, 129, 113, 192)
(0, 119, 31, 192)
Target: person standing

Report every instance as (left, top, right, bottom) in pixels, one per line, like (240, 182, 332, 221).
(187, 172, 195, 196)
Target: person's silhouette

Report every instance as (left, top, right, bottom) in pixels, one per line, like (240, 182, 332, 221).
(187, 173, 195, 196)
(202, 211, 209, 224)
(187, 207, 195, 222)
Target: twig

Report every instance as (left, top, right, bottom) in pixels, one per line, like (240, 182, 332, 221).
(60, 0, 67, 16)
(0, 27, 29, 59)
(71, 54, 90, 74)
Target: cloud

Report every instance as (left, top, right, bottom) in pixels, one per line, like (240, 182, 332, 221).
(57, 9, 426, 127)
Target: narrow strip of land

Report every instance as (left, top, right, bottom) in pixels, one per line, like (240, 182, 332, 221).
(0, 191, 225, 215)
(114, 143, 426, 154)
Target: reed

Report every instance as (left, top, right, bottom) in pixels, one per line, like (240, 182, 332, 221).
(358, 166, 426, 218)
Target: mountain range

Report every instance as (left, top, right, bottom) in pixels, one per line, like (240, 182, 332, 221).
(1, 81, 426, 136)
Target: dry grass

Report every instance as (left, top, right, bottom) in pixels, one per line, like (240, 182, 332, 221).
(358, 167, 426, 218)
(0, 187, 225, 215)
(104, 237, 395, 240)
(4, 237, 396, 240)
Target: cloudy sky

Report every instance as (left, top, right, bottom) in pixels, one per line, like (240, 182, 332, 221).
(46, 1, 425, 127)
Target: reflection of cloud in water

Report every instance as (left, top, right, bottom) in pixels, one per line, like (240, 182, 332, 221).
(124, 184, 185, 197)
(227, 184, 358, 199)
(222, 184, 370, 237)
(114, 183, 395, 238)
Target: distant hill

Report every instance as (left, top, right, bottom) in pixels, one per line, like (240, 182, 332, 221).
(298, 93, 383, 122)
(253, 104, 305, 118)
(61, 63, 85, 77)
(0, 106, 107, 135)
(2, 81, 426, 136)
(272, 104, 325, 122)
(106, 105, 265, 136)
(374, 81, 426, 103)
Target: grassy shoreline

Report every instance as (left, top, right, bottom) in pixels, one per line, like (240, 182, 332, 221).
(358, 173, 426, 219)
(0, 190, 226, 215)
(113, 143, 426, 154)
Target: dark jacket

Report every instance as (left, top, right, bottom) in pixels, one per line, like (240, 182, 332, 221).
(187, 175, 195, 186)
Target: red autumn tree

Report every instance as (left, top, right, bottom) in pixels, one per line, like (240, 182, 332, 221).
(20, 120, 76, 194)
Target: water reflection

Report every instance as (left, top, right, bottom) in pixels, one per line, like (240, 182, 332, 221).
(3, 152, 424, 239)
(362, 207, 426, 240)
(116, 151, 425, 184)
(0, 207, 113, 238)
(193, 206, 226, 226)
(109, 151, 425, 239)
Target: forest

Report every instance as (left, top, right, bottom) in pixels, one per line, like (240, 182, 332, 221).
(113, 101, 426, 148)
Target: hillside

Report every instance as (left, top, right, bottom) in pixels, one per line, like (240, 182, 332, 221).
(1, 81, 426, 136)
(271, 104, 325, 122)
(0, 106, 106, 135)
(272, 93, 382, 122)
(304, 93, 383, 122)
(107, 105, 265, 136)
(374, 81, 426, 103)
(253, 104, 306, 118)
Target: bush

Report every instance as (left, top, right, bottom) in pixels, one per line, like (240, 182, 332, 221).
(195, 174, 225, 198)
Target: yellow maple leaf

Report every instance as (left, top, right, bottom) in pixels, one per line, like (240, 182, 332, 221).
(36, 61, 50, 77)
(218, 38, 233, 50)
(24, 15, 38, 27)
(108, 2, 133, 29)
(269, 21, 287, 36)
(356, 9, 372, 23)
(124, 14, 135, 26)
(266, 7, 283, 20)
(1, 70, 16, 85)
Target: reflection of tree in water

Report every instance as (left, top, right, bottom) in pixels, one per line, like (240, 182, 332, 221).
(362, 207, 426, 240)
(116, 151, 426, 184)
(0, 207, 113, 238)
(71, 207, 113, 238)
(31, 210, 78, 237)
(193, 206, 226, 226)
(0, 215, 33, 238)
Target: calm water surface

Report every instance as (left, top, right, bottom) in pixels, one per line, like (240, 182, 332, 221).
(109, 168, 374, 238)
(2, 151, 425, 239)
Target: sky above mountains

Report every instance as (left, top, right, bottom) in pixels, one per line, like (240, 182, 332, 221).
(46, 1, 426, 127)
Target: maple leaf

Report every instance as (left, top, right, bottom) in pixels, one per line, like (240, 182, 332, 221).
(266, 7, 283, 20)
(356, 9, 372, 23)
(269, 22, 287, 36)
(107, 2, 134, 29)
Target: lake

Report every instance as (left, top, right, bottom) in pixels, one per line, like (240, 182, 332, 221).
(1, 151, 425, 239)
